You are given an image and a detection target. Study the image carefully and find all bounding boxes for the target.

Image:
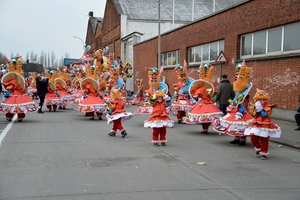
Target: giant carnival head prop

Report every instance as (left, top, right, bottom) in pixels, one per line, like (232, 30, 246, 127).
(190, 62, 215, 99)
(110, 88, 122, 100)
(253, 88, 270, 102)
(136, 79, 143, 90)
(44, 70, 58, 93)
(197, 62, 214, 82)
(146, 66, 163, 90)
(154, 89, 165, 102)
(79, 64, 99, 96)
(2, 56, 25, 92)
(5, 56, 24, 76)
(109, 61, 120, 82)
(174, 60, 188, 83)
(233, 60, 251, 93)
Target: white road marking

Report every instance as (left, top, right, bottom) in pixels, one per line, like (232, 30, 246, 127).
(0, 114, 17, 146)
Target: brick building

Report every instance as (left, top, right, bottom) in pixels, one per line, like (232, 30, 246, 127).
(85, 0, 245, 90)
(133, 0, 300, 121)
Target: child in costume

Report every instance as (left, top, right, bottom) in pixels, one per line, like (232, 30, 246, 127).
(244, 88, 281, 160)
(104, 61, 126, 99)
(169, 60, 195, 124)
(1, 56, 37, 122)
(134, 66, 168, 114)
(183, 63, 223, 134)
(72, 66, 85, 109)
(212, 60, 253, 146)
(131, 78, 144, 105)
(106, 88, 133, 137)
(144, 90, 174, 146)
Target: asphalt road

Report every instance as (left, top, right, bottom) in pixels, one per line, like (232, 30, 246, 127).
(0, 104, 299, 200)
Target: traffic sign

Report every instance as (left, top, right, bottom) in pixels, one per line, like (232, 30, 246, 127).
(215, 51, 227, 63)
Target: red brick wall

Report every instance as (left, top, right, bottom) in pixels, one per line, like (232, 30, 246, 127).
(134, 0, 300, 110)
(101, 0, 121, 56)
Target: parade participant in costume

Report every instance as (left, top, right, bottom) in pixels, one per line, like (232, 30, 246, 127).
(106, 88, 133, 137)
(93, 47, 109, 75)
(77, 66, 107, 120)
(27, 73, 39, 100)
(169, 60, 195, 124)
(72, 49, 94, 109)
(105, 61, 126, 100)
(44, 70, 63, 112)
(54, 69, 74, 109)
(119, 61, 133, 84)
(183, 63, 223, 134)
(244, 88, 281, 160)
(71, 67, 84, 108)
(144, 89, 174, 146)
(212, 60, 253, 146)
(134, 66, 169, 114)
(1, 56, 37, 121)
(131, 78, 144, 105)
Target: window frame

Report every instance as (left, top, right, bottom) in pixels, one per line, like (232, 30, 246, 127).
(240, 22, 300, 59)
(188, 40, 225, 64)
(160, 50, 180, 67)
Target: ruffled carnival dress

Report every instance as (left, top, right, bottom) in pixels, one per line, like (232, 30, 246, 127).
(44, 89, 63, 111)
(169, 78, 195, 113)
(134, 83, 170, 114)
(106, 98, 133, 124)
(78, 93, 107, 115)
(244, 102, 281, 138)
(184, 88, 223, 124)
(72, 88, 84, 110)
(144, 101, 174, 128)
(1, 78, 37, 121)
(212, 83, 253, 136)
(1, 91, 37, 113)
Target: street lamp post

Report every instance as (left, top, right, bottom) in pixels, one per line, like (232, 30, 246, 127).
(158, 0, 161, 68)
(71, 36, 85, 50)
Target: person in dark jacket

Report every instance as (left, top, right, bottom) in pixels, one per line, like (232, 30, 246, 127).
(35, 75, 49, 114)
(215, 74, 235, 115)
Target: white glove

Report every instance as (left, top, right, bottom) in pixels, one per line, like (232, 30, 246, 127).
(163, 94, 170, 101)
(152, 94, 156, 99)
(255, 101, 263, 112)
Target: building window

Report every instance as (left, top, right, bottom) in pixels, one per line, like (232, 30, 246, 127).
(160, 50, 180, 67)
(241, 21, 300, 58)
(188, 40, 224, 64)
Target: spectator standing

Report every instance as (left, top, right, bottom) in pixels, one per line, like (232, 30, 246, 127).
(35, 76, 49, 114)
(295, 104, 300, 130)
(215, 74, 235, 115)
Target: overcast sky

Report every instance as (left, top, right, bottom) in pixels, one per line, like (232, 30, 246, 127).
(0, 0, 106, 61)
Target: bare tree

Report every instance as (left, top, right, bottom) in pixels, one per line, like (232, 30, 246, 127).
(0, 50, 70, 68)
(51, 50, 56, 68)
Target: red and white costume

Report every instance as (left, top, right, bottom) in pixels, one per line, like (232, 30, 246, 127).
(244, 89, 281, 158)
(144, 90, 174, 146)
(212, 61, 253, 145)
(77, 66, 107, 120)
(184, 64, 223, 130)
(106, 88, 133, 137)
(169, 61, 195, 123)
(134, 67, 168, 114)
(1, 56, 37, 122)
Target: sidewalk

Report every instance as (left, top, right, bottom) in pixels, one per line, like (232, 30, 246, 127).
(269, 118, 300, 150)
